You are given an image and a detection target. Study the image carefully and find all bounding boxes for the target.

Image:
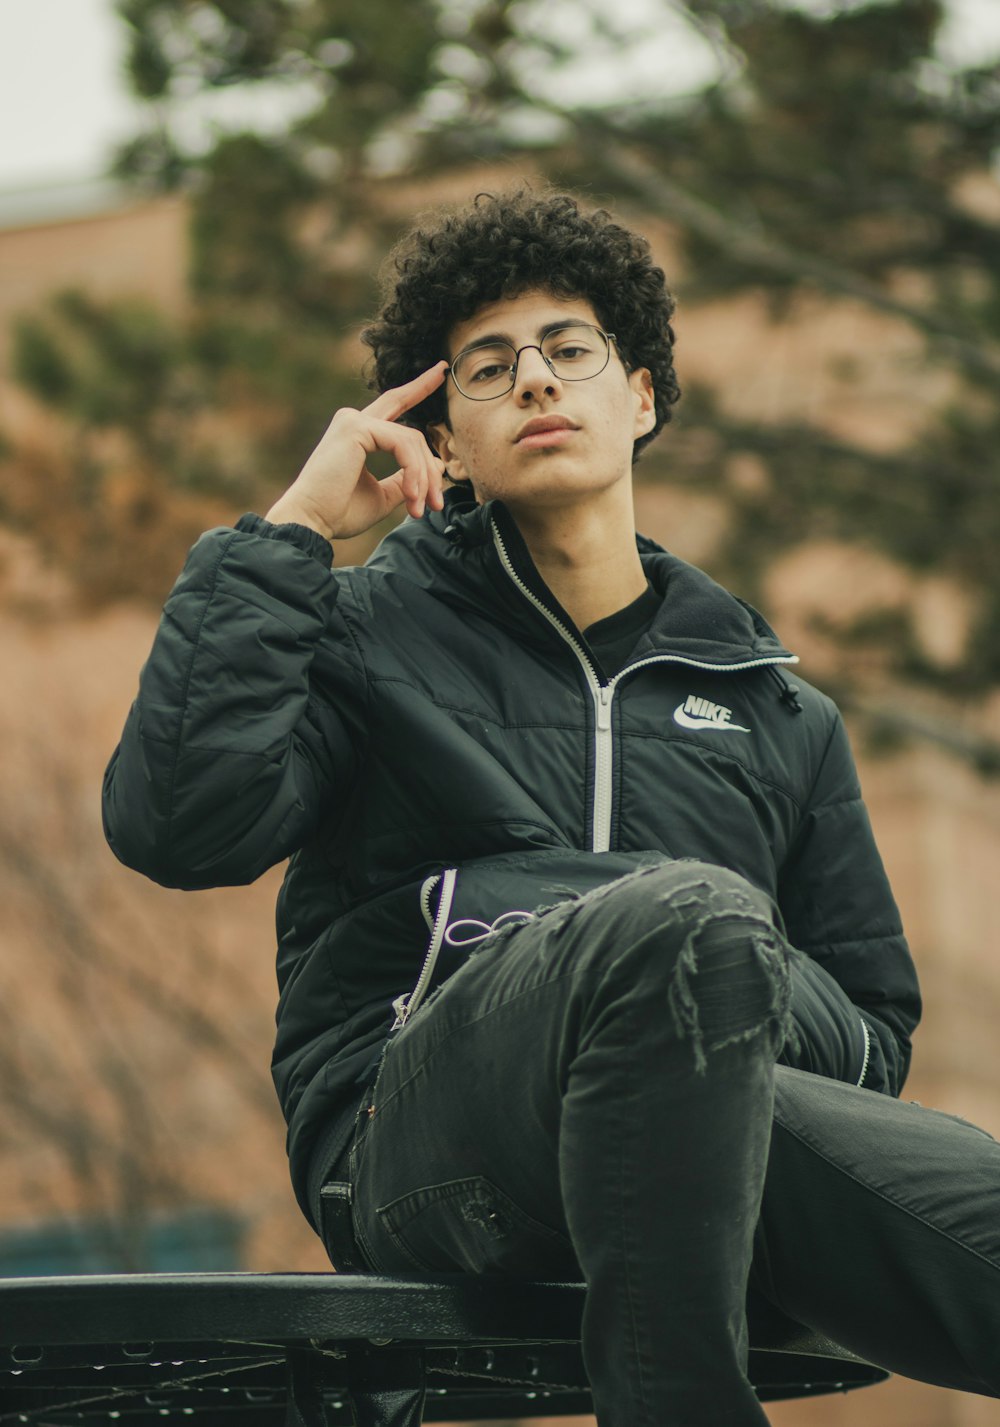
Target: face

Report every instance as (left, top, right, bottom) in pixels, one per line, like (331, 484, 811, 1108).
(427, 290, 655, 511)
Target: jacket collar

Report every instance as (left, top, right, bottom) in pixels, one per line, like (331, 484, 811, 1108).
(365, 485, 795, 669)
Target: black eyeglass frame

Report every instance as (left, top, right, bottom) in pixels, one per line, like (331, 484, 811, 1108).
(444, 323, 620, 401)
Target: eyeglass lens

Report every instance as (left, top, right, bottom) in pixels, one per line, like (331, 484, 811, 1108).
(452, 324, 609, 398)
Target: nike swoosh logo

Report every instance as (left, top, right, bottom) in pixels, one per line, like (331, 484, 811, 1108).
(673, 705, 751, 733)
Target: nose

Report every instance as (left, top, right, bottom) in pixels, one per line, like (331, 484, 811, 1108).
(512, 344, 563, 404)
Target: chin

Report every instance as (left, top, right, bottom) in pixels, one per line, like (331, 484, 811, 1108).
(504, 470, 619, 508)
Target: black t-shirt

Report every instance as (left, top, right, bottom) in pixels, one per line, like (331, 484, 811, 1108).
(584, 582, 660, 679)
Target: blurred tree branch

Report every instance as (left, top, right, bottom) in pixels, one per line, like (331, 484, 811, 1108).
(573, 125, 1000, 385)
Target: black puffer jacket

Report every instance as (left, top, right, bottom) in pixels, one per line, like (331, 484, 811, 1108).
(103, 488, 921, 1218)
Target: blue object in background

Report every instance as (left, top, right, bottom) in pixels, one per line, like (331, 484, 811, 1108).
(0, 1207, 243, 1276)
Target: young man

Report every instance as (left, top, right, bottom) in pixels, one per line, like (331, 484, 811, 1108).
(104, 189, 1000, 1424)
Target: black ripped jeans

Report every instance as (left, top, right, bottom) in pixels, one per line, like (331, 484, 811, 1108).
(330, 861, 1000, 1425)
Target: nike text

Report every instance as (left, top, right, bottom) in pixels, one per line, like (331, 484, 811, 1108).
(673, 695, 751, 733)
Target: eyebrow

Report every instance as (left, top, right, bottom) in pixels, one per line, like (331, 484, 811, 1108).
(453, 319, 590, 360)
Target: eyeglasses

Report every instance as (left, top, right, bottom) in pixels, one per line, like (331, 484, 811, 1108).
(447, 323, 617, 400)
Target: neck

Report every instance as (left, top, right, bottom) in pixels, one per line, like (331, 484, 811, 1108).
(507, 486, 647, 632)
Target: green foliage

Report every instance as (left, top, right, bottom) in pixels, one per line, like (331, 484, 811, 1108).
(12, 317, 76, 406)
(10, 284, 362, 509)
(663, 375, 1000, 702)
(113, 0, 448, 179)
(13, 291, 179, 431)
(188, 134, 323, 305)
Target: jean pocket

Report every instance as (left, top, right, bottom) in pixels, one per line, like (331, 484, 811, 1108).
(375, 1176, 578, 1277)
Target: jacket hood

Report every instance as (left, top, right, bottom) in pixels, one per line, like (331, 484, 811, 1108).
(364, 485, 796, 671)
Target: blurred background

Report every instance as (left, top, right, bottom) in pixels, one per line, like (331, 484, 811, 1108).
(1, 1, 999, 1422)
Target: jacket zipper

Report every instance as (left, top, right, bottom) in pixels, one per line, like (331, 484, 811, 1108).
(391, 867, 458, 1031)
(392, 869, 539, 1033)
(491, 521, 796, 853)
(856, 1015, 872, 1087)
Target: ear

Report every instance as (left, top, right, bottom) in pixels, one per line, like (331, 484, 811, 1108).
(427, 421, 471, 484)
(629, 366, 656, 439)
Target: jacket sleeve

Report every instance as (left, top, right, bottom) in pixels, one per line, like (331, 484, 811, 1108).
(102, 514, 367, 890)
(776, 706, 922, 1096)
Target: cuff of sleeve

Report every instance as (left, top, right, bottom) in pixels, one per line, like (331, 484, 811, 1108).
(235, 512, 334, 567)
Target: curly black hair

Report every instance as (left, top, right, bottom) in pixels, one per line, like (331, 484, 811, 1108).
(360, 186, 680, 464)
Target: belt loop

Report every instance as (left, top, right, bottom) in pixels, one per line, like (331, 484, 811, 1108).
(319, 1181, 366, 1273)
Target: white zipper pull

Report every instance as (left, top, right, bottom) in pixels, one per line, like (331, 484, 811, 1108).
(597, 685, 613, 729)
(592, 685, 615, 853)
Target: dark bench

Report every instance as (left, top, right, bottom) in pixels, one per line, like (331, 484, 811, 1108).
(0, 1271, 888, 1425)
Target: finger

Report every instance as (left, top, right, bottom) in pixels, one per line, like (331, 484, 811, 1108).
(391, 446, 426, 519)
(411, 450, 446, 519)
(426, 453, 447, 511)
(414, 433, 446, 511)
(415, 447, 447, 517)
(356, 419, 444, 519)
(375, 463, 431, 518)
(374, 469, 407, 516)
(368, 360, 449, 423)
(396, 457, 445, 520)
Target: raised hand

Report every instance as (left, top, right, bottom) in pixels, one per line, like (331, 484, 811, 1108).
(265, 361, 450, 541)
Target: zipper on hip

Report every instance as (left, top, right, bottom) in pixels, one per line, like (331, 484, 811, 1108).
(391, 868, 458, 1031)
(856, 1015, 872, 1087)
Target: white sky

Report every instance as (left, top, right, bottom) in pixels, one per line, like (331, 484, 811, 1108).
(1, 0, 999, 193)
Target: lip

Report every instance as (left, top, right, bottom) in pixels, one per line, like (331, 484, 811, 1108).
(514, 415, 580, 444)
